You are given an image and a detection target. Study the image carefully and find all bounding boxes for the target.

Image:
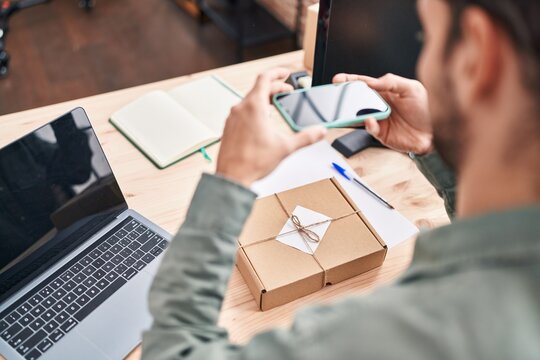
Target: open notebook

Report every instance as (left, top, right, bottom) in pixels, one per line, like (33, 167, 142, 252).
(110, 76, 242, 168)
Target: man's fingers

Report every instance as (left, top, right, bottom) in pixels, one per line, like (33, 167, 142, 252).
(270, 82, 294, 98)
(333, 73, 418, 97)
(363, 74, 417, 95)
(251, 68, 291, 97)
(333, 73, 377, 84)
(287, 126, 327, 153)
(364, 118, 381, 138)
(333, 73, 354, 83)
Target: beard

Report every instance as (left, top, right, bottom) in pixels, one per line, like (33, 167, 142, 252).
(430, 74, 466, 174)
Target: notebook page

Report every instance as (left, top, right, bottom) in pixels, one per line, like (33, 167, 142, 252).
(168, 76, 241, 135)
(111, 91, 216, 168)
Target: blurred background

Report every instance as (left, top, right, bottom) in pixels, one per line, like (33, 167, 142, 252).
(0, 0, 317, 115)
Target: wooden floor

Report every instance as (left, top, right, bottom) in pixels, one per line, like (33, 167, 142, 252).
(0, 0, 295, 115)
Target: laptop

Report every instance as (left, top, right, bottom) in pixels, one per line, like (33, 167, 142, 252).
(0, 108, 171, 360)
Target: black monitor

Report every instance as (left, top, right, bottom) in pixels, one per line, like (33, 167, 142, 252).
(312, 0, 422, 86)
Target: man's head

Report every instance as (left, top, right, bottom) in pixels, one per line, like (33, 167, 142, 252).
(416, 0, 540, 173)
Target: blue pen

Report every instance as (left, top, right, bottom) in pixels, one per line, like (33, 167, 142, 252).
(332, 162, 394, 209)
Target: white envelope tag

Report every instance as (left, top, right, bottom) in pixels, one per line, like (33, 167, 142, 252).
(276, 206, 331, 254)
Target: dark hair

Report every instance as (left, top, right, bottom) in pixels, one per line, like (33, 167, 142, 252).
(445, 0, 540, 99)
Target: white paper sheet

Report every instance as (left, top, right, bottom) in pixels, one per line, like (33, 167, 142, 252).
(277, 206, 331, 254)
(252, 141, 419, 248)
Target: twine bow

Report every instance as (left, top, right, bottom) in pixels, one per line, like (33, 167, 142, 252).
(290, 214, 321, 245)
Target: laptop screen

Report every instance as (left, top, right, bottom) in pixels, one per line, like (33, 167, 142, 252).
(0, 108, 127, 298)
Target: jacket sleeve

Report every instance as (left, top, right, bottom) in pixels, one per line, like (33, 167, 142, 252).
(410, 151, 457, 218)
(142, 174, 333, 360)
(141, 173, 256, 360)
(141, 173, 453, 360)
(141, 174, 375, 360)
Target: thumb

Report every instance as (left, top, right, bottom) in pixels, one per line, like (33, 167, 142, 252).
(364, 118, 381, 138)
(288, 126, 327, 153)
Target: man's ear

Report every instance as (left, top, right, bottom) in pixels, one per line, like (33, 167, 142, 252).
(451, 6, 503, 109)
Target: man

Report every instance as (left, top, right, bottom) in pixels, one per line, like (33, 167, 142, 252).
(143, 0, 540, 358)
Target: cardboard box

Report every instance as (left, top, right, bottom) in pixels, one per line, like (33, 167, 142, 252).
(237, 178, 387, 311)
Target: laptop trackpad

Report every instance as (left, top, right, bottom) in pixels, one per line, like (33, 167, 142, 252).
(76, 271, 154, 359)
(43, 329, 109, 360)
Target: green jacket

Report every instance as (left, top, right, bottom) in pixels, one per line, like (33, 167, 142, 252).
(142, 152, 540, 359)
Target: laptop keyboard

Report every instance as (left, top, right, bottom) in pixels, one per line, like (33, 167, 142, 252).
(0, 217, 168, 360)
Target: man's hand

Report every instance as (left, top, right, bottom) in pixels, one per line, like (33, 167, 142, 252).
(216, 68, 327, 187)
(333, 73, 433, 155)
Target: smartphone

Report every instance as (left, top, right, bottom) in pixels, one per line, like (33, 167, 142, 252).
(273, 81, 391, 132)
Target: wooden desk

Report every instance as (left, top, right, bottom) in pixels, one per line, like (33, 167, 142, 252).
(0, 51, 449, 360)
